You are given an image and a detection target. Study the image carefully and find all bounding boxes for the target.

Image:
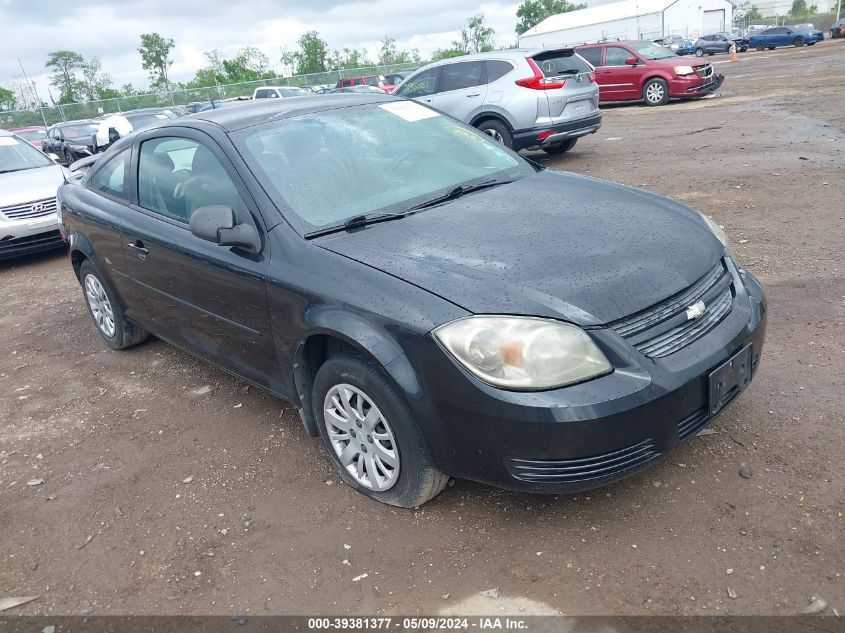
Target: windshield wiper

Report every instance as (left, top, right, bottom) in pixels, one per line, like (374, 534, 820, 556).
(406, 178, 513, 213)
(305, 211, 408, 239)
(304, 179, 513, 239)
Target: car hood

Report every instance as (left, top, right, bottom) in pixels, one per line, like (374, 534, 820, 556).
(317, 170, 724, 326)
(0, 164, 66, 207)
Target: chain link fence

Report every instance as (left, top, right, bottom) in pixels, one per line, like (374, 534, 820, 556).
(0, 61, 422, 129)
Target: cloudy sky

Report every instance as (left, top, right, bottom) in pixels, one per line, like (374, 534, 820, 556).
(1, 0, 533, 101)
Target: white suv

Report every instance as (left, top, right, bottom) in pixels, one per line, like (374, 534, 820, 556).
(395, 48, 601, 154)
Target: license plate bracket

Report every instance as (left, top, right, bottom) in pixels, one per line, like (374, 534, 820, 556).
(708, 344, 752, 415)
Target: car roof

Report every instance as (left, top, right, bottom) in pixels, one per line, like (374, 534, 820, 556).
(181, 93, 398, 132)
(0, 129, 14, 137)
(9, 125, 45, 131)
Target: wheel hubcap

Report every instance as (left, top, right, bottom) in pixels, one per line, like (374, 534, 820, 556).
(482, 128, 504, 144)
(84, 274, 115, 338)
(323, 384, 400, 491)
(646, 84, 664, 103)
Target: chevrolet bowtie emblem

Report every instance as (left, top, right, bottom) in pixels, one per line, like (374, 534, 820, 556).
(685, 300, 706, 321)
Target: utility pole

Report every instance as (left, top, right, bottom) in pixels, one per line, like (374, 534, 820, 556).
(17, 57, 48, 127)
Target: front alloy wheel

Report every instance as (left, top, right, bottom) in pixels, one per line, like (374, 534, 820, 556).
(84, 273, 116, 338)
(323, 383, 400, 492)
(643, 78, 669, 106)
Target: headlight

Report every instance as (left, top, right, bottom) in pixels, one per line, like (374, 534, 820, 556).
(700, 213, 734, 258)
(433, 316, 612, 390)
(674, 65, 695, 76)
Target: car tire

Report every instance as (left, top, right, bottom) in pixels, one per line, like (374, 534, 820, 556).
(793, 36, 805, 46)
(740, 46, 748, 52)
(695, 48, 704, 57)
(642, 78, 670, 106)
(756, 42, 766, 51)
(542, 138, 577, 154)
(79, 260, 149, 350)
(312, 352, 449, 508)
(476, 119, 513, 149)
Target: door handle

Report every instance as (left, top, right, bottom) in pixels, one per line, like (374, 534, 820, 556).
(127, 240, 149, 257)
(466, 93, 481, 97)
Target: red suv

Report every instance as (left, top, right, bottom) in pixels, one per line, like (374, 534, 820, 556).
(576, 40, 724, 106)
(335, 75, 396, 93)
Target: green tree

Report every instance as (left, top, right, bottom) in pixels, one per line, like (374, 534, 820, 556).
(284, 31, 329, 75)
(138, 33, 175, 89)
(742, 5, 764, 20)
(431, 47, 466, 60)
(515, 0, 587, 35)
(0, 86, 15, 110)
(80, 57, 117, 101)
(221, 46, 276, 82)
(120, 83, 138, 96)
(454, 14, 496, 54)
(45, 50, 85, 103)
(377, 37, 421, 64)
(789, 0, 808, 14)
(329, 47, 371, 70)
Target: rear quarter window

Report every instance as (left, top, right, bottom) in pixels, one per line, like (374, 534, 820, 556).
(485, 60, 515, 83)
(532, 50, 592, 76)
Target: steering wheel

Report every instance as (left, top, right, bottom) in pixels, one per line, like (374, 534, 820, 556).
(385, 151, 431, 182)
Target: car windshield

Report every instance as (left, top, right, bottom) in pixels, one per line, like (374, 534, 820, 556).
(364, 76, 383, 86)
(235, 101, 531, 232)
(15, 129, 47, 141)
(127, 113, 171, 130)
(61, 123, 98, 139)
(0, 135, 54, 173)
(628, 41, 678, 60)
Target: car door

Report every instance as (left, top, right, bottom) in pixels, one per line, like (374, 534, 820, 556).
(394, 66, 442, 106)
(121, 128, 278, 388)
(770, 27, 787, 46)
(426, 61, 487, 123)
(600, 46, 640, 101)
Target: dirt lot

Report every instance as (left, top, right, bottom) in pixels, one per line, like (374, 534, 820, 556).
(1, 41, 843, 617)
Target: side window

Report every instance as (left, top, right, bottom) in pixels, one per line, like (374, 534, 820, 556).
(137, 136, 247, 225)
(485, 60, 514, 82)
(438, 61, 484, 92)
(604, 46, 631, 66)
(577, 47, 603, 67)
(395, 67, 440, 98)
(88, 148, 131, 200)
(255, 89, 268, 98)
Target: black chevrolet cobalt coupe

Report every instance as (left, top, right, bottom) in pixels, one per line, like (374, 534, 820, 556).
(58, 95, 766, 507)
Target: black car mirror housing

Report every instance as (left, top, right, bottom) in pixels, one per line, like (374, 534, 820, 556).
(189, 205, 259, 252)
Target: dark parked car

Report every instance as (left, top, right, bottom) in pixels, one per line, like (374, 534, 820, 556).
(748, 26, 823, 50)
(42, 120, 99, 165)
(831, 18, 845, 38)
(58, 96, 766, 507)
(693, 32, 749, 56)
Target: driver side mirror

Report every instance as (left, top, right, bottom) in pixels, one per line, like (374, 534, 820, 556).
(624, 57, 639, 66)
(189, 205, 259, 252)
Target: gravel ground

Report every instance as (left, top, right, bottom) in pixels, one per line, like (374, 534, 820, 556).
(1, 40, 843, 617)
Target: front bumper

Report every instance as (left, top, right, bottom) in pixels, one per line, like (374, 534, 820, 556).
(672, 73, 724, 97)
(394, 263, 766, 494)
(512, 113, 602, 151)
(0, 214, 64, 261)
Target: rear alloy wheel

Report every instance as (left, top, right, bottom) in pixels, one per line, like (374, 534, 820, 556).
(642, 78, 670, 106)
(313, 352, 449, 507)
(542, 138, 577, 154)
(793, 36, 805, 47)
(79, 260, 148, 350)
(695, 48, 704, 57)
(476, 119, 513, 149)
(756, 41, 766, 51)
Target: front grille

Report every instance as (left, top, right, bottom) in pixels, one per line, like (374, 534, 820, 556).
(696, 64, 714, 79)
(677, 408, 710, 441)
(0, 197, 57, 220)
(609, 260, 734, 358)
(507, 439, 661, 483)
